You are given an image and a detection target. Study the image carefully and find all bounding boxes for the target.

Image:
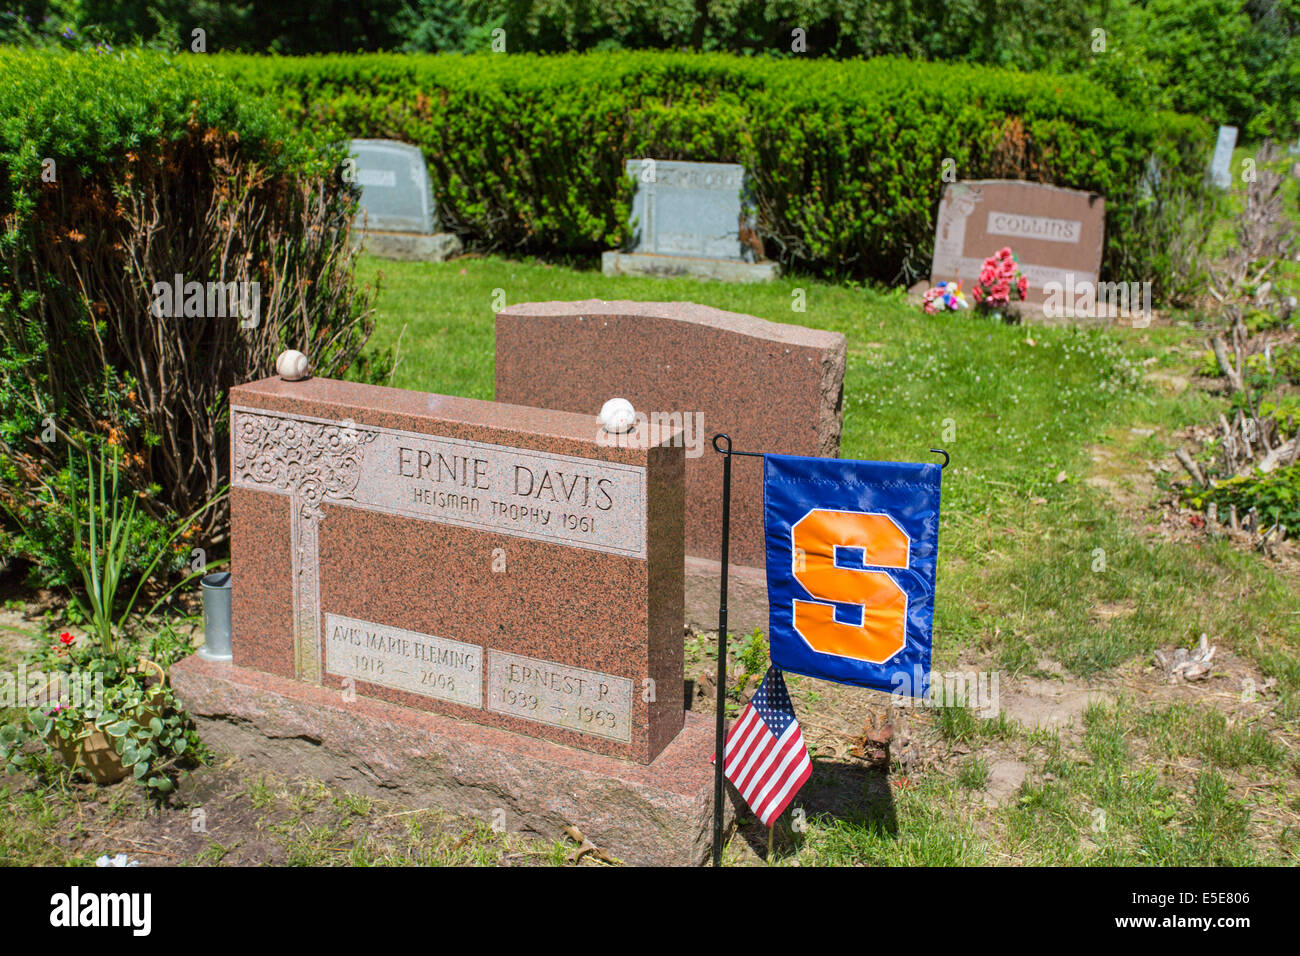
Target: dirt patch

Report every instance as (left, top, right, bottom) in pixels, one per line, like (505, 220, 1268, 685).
(985, 758, 1030, 807)
(999, 676, 1114, 732)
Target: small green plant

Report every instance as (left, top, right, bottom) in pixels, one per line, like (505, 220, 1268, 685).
(0, 624, 208, 796)
(727, 628, 770, 699)
(1274, 343, 1300, 386)
(957, 757, 991, 790)
(1187, 464, 1300, 531)
(935, 696, 980, 742)
(68, 445, 224, 652)
(0, 445, 221, 798)
(736, 628, 769, 678)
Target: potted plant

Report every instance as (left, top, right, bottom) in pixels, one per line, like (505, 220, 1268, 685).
(0, 444, 222, 793)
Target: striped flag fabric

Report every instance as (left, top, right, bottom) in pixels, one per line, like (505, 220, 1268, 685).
(722, 666, 812, 826)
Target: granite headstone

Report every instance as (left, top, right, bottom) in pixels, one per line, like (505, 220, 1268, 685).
(172, 375, 729, 864)
(218, 377, 686, 763)
(602, 160, 778, 282)
(495, 300, 845, 632)
(350, 139, 435, 234)
(1210, 125, 1238, 190)
(929, 179, 1105, 308)
(348, 139, 462, 261)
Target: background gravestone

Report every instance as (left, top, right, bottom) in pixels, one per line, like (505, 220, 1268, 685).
(602, 160, 778, 282)
(348, 139, 462, 261)
(496, 299, 845, 633)
(929, 179, 1105, 309)
(1209, 125, 1238, 189)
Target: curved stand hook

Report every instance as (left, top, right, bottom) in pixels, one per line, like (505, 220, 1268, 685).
(711, 433, 763, 458)
(718, 433, 949, 469)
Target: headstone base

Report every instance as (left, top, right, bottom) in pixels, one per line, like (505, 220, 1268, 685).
(685, 556, 768, 637)
(602, 251, 779, 284)
(354, 230, 463, 262)
(171, 655, 729, 866)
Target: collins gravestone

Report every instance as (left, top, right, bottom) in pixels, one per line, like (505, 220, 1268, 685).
(929, 179, 1105, 310)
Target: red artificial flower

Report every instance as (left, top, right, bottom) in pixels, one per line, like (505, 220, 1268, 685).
(58, 632, 75, 646)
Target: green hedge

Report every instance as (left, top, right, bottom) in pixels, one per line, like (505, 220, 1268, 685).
(213, 50, 1214, 295)
(0, 49, 377, 587)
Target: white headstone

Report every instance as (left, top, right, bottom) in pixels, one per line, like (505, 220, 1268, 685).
(349, 139, 436, 234)
(1210, 126, 1238, 190)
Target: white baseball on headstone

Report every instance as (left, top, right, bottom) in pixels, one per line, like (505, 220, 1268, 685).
(599, 397, 636, 433)
(276, 349, 310, 381)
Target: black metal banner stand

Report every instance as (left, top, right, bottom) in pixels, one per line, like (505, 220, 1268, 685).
(709, 435, 949, 867)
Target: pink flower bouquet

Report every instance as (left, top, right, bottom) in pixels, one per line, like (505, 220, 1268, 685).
(972, 247, 1029, 316)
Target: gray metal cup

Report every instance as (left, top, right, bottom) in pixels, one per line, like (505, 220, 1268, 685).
(198, 571, 233, 661)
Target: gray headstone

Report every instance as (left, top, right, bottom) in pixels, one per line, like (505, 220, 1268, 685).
(349, 139, 435, 234)
(1138, 154, 1162, 200)
(625, 159, 753, 260)
(1210, 125, 1238, 190)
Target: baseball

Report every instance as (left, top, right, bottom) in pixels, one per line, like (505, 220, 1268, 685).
(599, 397, 637, 434)
(276, 349, 310, 381)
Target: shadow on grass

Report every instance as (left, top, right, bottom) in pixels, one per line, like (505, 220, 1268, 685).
(733, 758, 896, 861)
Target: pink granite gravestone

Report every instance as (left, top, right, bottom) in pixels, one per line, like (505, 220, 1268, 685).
(929, 180, 1105, 308)
(220, 375, 684, 763)
(172, 374, 729, 863)
(495, 300, 846, 632)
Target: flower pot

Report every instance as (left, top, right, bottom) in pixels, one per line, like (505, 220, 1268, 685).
(52, 658, 166, 784)
(57, 722, 131, 784)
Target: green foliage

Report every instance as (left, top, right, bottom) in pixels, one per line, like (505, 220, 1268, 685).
(1107, 0, 1300, 139)
(0, 624, 208, 798)
(0, 49, 379, 583)
(10, 1, 1296, 133)
(735, 628, 769, 679)
(66, 445, 225, 651)
(1274, 343, 1300, 385)
(0, 447, 181, 595)
(218, 50, 1212, 296)
(1187, 464, 1300, 530)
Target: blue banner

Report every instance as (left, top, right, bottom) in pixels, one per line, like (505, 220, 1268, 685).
(763, 453, 941, 697)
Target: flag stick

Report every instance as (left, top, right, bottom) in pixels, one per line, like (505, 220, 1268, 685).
(710, 434, 767, 867)
(712, 434, 733, 868)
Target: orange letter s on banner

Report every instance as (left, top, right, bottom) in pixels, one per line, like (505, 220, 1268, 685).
(791, 510, 909, 664)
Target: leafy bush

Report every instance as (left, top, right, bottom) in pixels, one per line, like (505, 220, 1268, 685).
(216, 50, 1213, 297)
(21, 2, 1298, 136)
(1274, 343, 1300, 385)
(1187, 465, 1300, 530)
(0, 623, 208, 797)
(0, 49, 380, 585)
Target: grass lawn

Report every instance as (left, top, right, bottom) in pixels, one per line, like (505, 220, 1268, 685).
(2, 254, 1296, 866)
(352, 253, 1300, 865)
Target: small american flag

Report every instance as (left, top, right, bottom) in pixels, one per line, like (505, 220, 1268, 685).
(722, 666, 812, 826)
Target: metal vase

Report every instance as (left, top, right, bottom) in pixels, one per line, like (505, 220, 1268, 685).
(198, 571, 233, 662)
